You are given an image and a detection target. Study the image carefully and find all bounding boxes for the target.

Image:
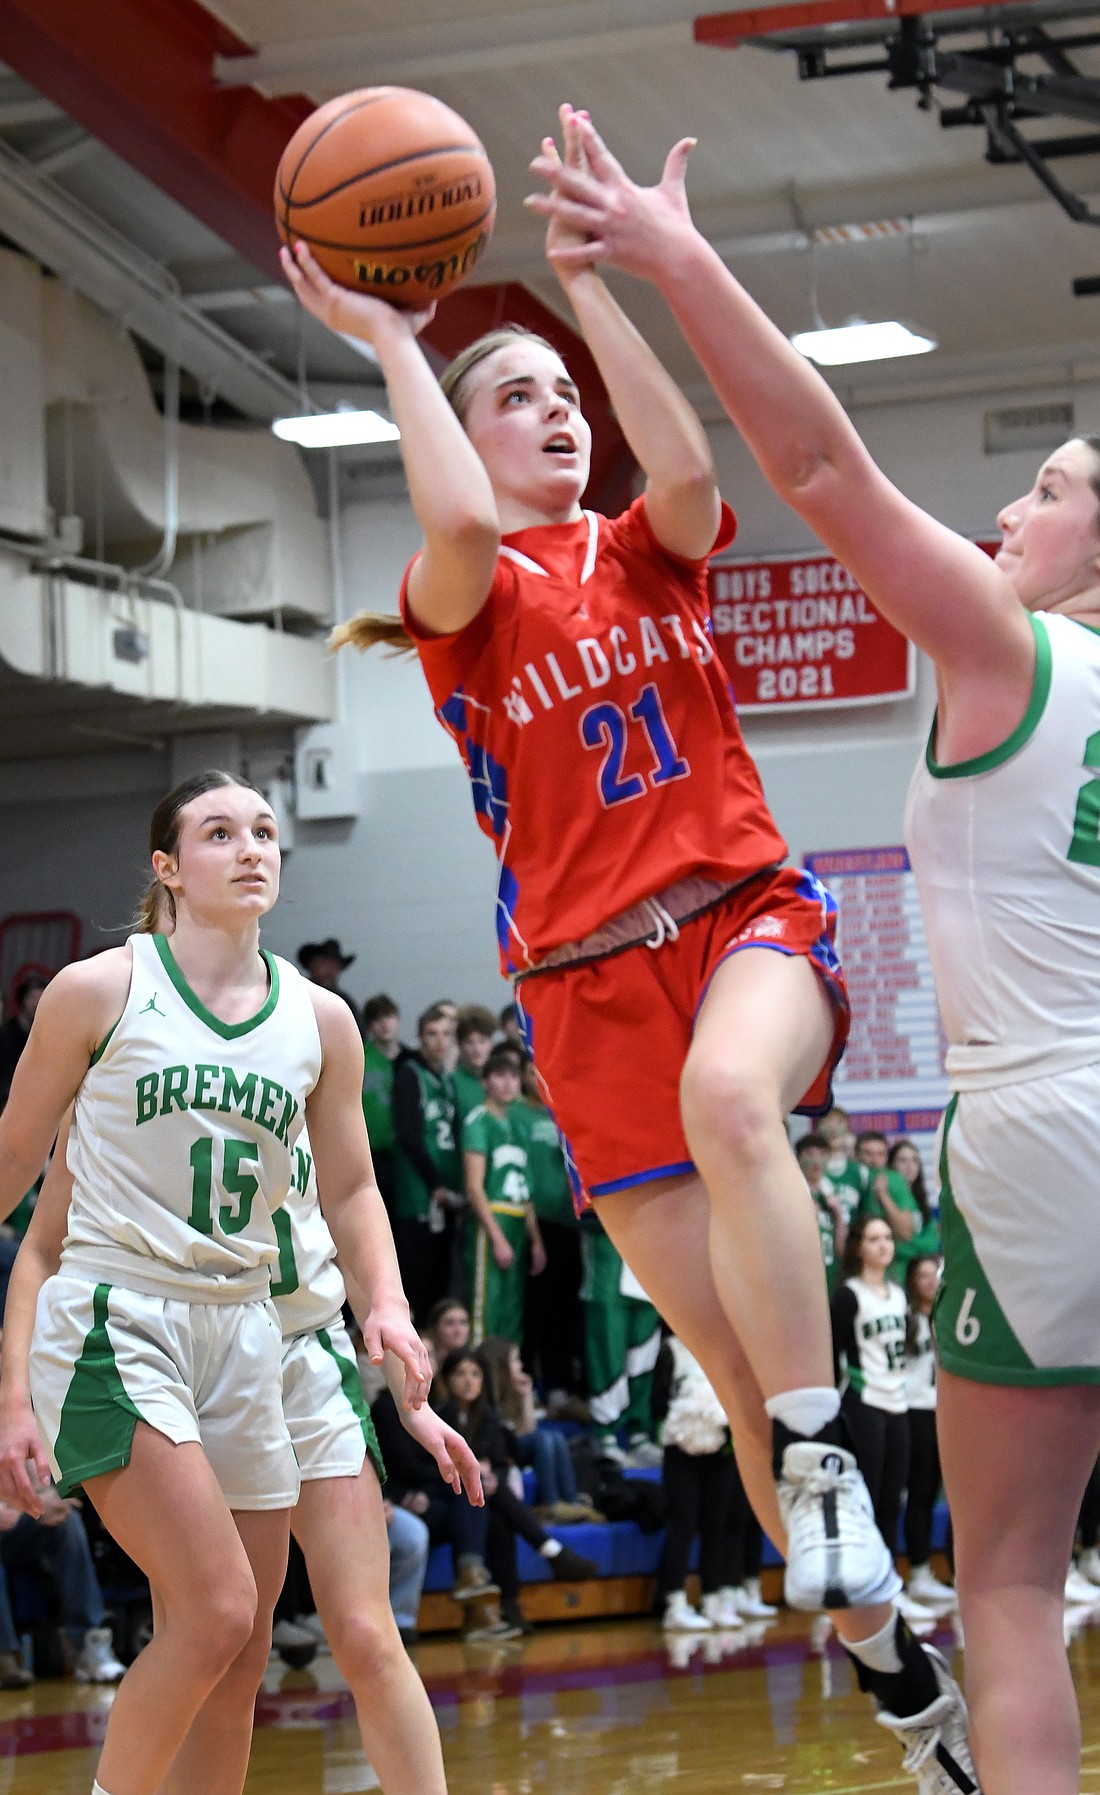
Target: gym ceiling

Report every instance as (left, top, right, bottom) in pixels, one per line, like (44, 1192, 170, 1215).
(1, 0, 1100, 492)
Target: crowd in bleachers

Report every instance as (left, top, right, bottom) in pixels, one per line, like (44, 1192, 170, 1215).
(3, 947, 1098, 1677)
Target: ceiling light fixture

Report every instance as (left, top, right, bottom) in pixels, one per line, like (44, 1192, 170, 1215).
(272, 409, 400, 448)
(791, 320, 936, 367)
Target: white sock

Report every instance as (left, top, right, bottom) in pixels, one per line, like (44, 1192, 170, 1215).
(93, 1783, 115, 1795)
(764, 1387, 840, 1438)
(539, 1538, 563, 1559)
(843, 1611, 903, 1675)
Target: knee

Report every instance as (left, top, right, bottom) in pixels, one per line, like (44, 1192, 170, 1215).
(680, 1058, 777, 1171)
(329, 1607, 402, 1685)
(175, 1579, 258, 1680)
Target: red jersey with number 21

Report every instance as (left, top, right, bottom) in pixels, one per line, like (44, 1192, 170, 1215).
(400, 496, 788, 975)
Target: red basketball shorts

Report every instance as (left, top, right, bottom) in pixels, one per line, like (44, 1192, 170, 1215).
(515, 865, 849, 1212)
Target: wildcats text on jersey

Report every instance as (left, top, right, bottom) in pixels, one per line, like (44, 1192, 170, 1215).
(501, 611, 714, 727)
(134, 1063, 301, 1143)
(402, 498, 790, 972)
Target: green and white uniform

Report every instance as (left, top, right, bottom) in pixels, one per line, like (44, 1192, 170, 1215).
(825, 1154, 870, 1226)
(391, 1061, 460, 1221)
(32, 933, 317, 1506)
(361, 1041, 396, 1157)
(811, 1176, 842, 1296)
(580, 1220, 660, 1441)
(519, 1103, 576, 1229)
(453, 1064, 486, 1136)
(906, 610, 1100, 1383)
(274, 1137, 384, 1485)
(463, 1103, 531, 1345)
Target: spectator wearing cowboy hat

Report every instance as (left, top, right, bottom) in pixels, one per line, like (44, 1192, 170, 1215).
(297, 938, 361, 1027)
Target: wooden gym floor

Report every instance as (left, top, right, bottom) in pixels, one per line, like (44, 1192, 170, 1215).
(7, 1604, 1100, 1794)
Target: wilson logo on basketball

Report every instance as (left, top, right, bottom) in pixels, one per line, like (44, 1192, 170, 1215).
(355, 230, 492, 294)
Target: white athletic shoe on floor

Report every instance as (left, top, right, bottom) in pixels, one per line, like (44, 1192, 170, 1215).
(662, 1590, 713, 1632)
(73, 1628, 125, 1685)
(876, 1644, 979, 1794)
(732, 1577, 778, 1619)
(909, 1565, 958, 1610)
(777, 1442, 901, 1611)
(701, 1590, 745, 1629)
(1064, 1565, 1100, 1606)
(896, 1591, 939, 1637)
(665, 1633, 704, 1670)
(1080, 1547, 1100, 1586)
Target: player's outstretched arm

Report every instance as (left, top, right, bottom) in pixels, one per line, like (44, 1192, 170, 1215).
(306, 988, 431, 1409)
(280, 242, 500, 636)
(528, 113, 1032, 694)
(0, 1116, 71, 1516)
(533, 105, 719, 561)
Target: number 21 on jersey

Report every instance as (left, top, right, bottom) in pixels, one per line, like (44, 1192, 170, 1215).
(580, 682, 689, 808)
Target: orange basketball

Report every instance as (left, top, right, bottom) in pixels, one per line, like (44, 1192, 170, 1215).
(275, 87, 496, 310)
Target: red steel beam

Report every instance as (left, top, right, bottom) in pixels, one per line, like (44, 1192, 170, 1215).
(0, 0, 633, 508)
(696, 0, 1020, 44)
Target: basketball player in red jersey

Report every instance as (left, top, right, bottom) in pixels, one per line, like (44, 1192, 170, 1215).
(281, 111, 976, 1789)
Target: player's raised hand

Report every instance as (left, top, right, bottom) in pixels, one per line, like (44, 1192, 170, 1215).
(399, 1405, 485, 1505)
(280, 240, 436, 345)
(527, 106, 698, 283)
(362, 1299, 433, 1410)
(537, 104, 602, 287)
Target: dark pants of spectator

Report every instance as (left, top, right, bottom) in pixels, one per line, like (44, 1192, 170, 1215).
(513, 1429, 578, 1507)
(275, 1535, 313, 1625)
(524, 1222, 585, 1396)
(1080, 1458, 1100, 1551)
(905, 1408, 943, 1567)
(719, 1452, 763, 1586)
(483, 1483, 552, 1600)
(659, 1446, 736, 1598)
(0, 1513, 105, 1653)
(843, 1391, 910, 1554)
(422, 1487, 491, 1564)
(391, 1215, 454, 1327)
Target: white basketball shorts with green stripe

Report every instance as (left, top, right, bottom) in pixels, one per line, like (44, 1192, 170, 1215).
(280, 1322, 386, 1485)
(31, 1274, 300, 1508)
(935, 1062, 1100, 1386)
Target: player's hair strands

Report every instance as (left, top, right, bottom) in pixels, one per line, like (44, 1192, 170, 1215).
(330, 325, 558, 659)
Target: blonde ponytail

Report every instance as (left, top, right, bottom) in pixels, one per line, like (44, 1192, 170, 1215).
(133, 877, 174, 935)
(329, 326, 557, 663)
(329, 613, 416, 656)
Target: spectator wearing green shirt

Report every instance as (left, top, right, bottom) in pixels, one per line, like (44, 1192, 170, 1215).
(819, 1105, 871, 1225)
(361, 993, 403, 1209)
(462, 1048, 546, 1346)
(517, 1057, 585, 1403)
(453, 1004, 498, 1132)
(855, 1131, 939, 1285)
(796, 1131, 847, 1297)
(886, 1138, 941, 1276)
(391, 1004, 464, 1322)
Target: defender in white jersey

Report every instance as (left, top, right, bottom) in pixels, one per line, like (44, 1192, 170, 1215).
(549, 120, 1100, 1793)
(0, 771, 430, 1795)
(14, 1120, 480, 1795)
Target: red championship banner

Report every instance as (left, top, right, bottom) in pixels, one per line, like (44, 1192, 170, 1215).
(708, 550, 915, 713)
